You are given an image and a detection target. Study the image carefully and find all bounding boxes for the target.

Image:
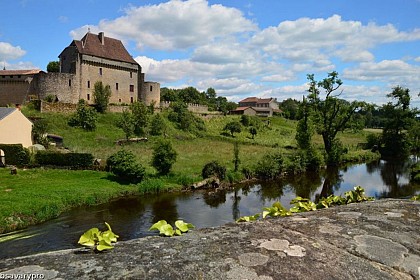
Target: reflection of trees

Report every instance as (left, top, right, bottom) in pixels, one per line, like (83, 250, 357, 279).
(257, 181, 285, 201)
(366, 160, 381, 174)
(315, 166, 343, 202)
(377, 158, 420, 198)
(231, 189, 241, 221)
(286, 171, 322, 199)
(203, 189, 227, 208)
(151, 193, 179, 224)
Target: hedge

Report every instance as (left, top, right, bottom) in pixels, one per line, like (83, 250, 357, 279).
(35, 151, 94, 169)
(0, 144, 30, 166)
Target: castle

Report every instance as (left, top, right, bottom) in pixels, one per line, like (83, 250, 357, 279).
(0, 32, 160, 107)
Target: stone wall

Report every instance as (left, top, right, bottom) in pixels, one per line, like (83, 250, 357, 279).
(40, 101, 77, 113)
(0, 76, 37, 106)
(141, 81, 160, 106)
(37, 72, 79, 104)
(160, 101, 209, 114)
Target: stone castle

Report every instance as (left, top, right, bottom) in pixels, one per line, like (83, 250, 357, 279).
(0, 32, 160, 107)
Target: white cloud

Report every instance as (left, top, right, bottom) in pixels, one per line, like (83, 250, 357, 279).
(0, 42, 26, 61)
(343, 60, 420, 85)
(72, 0, 257, 50)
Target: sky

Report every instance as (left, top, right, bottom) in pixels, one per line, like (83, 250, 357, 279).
(1, 0, 419, 107)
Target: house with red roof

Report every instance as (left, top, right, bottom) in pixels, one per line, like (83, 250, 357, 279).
(232, 97, 281, 117)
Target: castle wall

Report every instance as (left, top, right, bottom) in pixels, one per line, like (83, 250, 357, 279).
(36, 72, 79, 104)
(141, 81, 160, 106)
(78, 55, 140, 105)
(0, 75, 36, 106)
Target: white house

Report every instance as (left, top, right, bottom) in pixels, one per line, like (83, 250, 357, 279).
(0, 108, 33, 147)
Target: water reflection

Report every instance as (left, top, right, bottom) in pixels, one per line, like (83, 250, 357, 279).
(0, 157, 419, 259)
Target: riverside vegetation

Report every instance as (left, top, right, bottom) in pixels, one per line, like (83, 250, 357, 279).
(1, 75, 418, 234)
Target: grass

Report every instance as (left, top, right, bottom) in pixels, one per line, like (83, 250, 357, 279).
(0, 107, 376, 233)
(0, 168, 139, 233)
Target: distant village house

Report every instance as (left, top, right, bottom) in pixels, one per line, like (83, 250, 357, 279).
(231, 97, 281, 117)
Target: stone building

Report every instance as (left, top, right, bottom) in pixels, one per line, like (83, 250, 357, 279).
(235, 97, 281, 117)
(0, 32, 160, 107)
(0, 69, 43, 106)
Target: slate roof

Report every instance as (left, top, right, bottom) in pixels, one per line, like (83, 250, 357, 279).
(0, 69, 43, 76)
(68, 32, 138, 65)
(0, 108, 16, 121)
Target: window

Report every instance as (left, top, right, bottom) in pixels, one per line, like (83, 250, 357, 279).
(130, 97, 134, 103)
(87, 94, 90, 101)
(130, 72, 133, 78)
(119, 98, 121, 103)
(116, 83, 119, 90)
(99, 68, 103, 75)
(150, 85, 153, 91)
(87, 81, 90, 88)
(68, 79, 71, 87)
(129, 85, 134, 92)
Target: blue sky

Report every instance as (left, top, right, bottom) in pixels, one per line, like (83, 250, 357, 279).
(1, 0, 419, 107)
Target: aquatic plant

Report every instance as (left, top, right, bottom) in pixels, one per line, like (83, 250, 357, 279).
(78, 222, 119, 251)
(149, 220, 195, 237)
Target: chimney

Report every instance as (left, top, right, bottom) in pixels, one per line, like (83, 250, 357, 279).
(99, 32, 105, 45)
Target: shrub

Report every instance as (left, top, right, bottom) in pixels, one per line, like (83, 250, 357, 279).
(150, 114, 167, 136)
(366, 133, 381, 150)
(327, 139, 344, 166)
(0, 144, 30, 166)
(223, 121, 242, 137)
(34, 151, 94, 168)
(151, 140, 177, 175)
(254, 152, 284, 180)
(240, 115, 250, 126)
(202, 161, 226, 180)
(93, 81, 111, 113)
(68, 99, 97, 131)
(106, 150, 145, 183)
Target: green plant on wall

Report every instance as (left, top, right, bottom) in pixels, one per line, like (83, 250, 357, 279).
(149, 220, 195, 237)
(78, 222, 119, 251)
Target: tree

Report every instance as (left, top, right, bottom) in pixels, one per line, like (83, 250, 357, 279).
(106, 150, 145, 183)
(32, 119, 49, 147)
(306, 71, 362, 164)
(223, 121, 242, 137)
(249, 127, 257, 139)
(47, 61, 60, 73)
(116, 109, 135, 140)
(68, 99, 97, 131)
(150, 113, 167, 136)
(151, 140, 177, 175)
(381, 86, 417, 157)
(130, 101, 149, 136)
(279, 98, 300, 120)
(233, 142, 240, 172)
(295, 97, 313, 150)
(93, 81, 112, 113)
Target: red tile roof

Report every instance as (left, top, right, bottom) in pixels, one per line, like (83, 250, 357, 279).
(70, 32, 138, 65)
(0, 69, 43, 75)
(231, 106, 256, 111)
(239, 97, 275, 104)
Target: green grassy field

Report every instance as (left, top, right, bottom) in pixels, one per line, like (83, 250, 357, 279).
(0, 107, 377, 233)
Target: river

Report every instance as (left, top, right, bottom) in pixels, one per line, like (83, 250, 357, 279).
(0, 157, 419, 259)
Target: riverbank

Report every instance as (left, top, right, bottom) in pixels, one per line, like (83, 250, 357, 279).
(1, 199, 419, 279)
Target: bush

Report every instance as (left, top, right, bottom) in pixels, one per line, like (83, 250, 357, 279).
(202, 161, 226, 180)
(106, 150, 145, 183)
(0, 144, 30, 166)
(151, 140, 177, 175)
(223, 121, 242, 137)
(150, 114, 167, 136)
(68, 99, 97, 131)
(254, 152, 284, 180)
(327, 139, 345, 165)
(366, 133, 381, 150)
(240, 115, 251, 126)
(35, 151, 94, 168)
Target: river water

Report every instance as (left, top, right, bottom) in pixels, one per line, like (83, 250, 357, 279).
(1, 157, 419, 259)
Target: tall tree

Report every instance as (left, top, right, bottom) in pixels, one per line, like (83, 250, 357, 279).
(130, 101, 150, 136)
(381, 86, 417, 157)
(93, 81, 111, 113)
(306, 71, 362, 164)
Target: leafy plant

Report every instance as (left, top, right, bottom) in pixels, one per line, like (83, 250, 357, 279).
(290, 197, 317, 213)
(149, 220, 195, 237)
(151, 139, 177, 175)
(344, 186, 374, 203)
(317, 194, 346, 209)
(106, 150, 145, 183)
(236, 213, 260, 222)
(78, 222, 119, 251)
(202, 161, 226, 180)
(263, 201, 291, 218)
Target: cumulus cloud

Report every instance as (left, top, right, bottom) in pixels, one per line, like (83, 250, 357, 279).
(71, 0, 257, 50)
(69, 3, 420, 103)
(0, 42, 26, 61)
